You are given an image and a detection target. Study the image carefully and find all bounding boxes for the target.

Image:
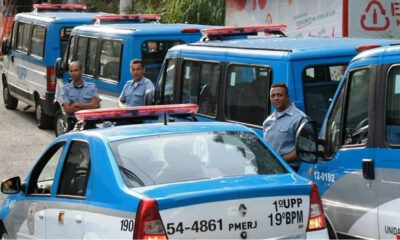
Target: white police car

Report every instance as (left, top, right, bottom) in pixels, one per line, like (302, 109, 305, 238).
(0, 104, 328, 239)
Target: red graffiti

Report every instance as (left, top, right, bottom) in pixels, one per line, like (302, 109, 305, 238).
(360, 0, 390, 31)
(258, 0, 267, 9)
(228, 0, 247, 11)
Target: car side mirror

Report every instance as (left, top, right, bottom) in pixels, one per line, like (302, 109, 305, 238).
(295, 121, 318, 164)
(1, 38, 10, 55)
(1, 176, 21, 194)
(55, 57, 65, 78)
(144, 88, 154, 105)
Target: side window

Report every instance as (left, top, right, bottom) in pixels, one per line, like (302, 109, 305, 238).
(99, 39, 122, 81)
(66, 35, 75, 66)
(58, 141, 90, 197)
(142, 40, 183, 84)
(343, 69, 370, 145)
(27, 142, 65, 195)
(16, 22, 30, 53)
(181, 61, 220, 117)
(225, 65, 270, 126)
(386, 66, 400, 145)
(85, 38, 97, 76)
(60, 27, 72, 57)
(76, 37, 88, 72)
(156, 59, 176, 104)
(303, 64, 346, 130)
(30, 25, 46, 58)
(325, 87, 345, 157)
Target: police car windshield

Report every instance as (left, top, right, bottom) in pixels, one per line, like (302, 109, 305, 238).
(110, 131, 287, 186)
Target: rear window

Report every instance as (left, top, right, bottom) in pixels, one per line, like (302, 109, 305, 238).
(110, 131, 286, 187)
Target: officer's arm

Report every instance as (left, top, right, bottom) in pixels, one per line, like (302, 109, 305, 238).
(74, 97, 101, 110)
(282, 150, 297, 163)
(63, 103, 81, 114)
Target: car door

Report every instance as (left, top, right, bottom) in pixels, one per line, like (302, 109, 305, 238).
(376, 63, 400, 239)
(313, 67, 379, 238)
(45, 140, 91, 239)
(15, 141, 66, 239)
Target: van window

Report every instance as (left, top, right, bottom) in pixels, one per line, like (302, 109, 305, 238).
(67, 35, 75, 66)
(16, 22, 30, 53)
(76, 37, 88, 71)
(303, 64, 346, 130)
(99, 39, 122, 81)
(386, 66, 400, 145)
(142, 40, 183, 83)
(225, 65, 270, 126)
(157, 59, 176, 104)
(30, 25, 45, 58)
(60, 27, 72, 56)
(85, 38, 97, 76)
(181, 61, 220, 117)
(343, 69, 370, 145)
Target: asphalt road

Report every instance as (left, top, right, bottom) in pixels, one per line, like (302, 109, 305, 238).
(0, 87, 54, 203)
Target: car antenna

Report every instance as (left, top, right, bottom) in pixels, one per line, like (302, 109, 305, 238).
(164, 111, 167, 125)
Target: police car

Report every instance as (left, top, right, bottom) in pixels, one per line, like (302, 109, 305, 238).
(0, 104, 328, 239)
(295, 44, 400, 239)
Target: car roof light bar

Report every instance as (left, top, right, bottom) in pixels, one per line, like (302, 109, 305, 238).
(92, 14, 161, 24)
(33, 4, 87, 12)
(75, 104, 199, 121)
(202, 24, 287, 38)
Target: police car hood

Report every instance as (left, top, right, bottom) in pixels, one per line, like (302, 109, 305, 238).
(135, 174, 312, 239)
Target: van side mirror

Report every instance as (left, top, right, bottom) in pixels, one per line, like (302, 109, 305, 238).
(295, 121, 318, 164)
(55, 58, 64, 78)
(1, 38, 10, 54)
(144, 88, 154, 105)
(1, 176, 21, 194)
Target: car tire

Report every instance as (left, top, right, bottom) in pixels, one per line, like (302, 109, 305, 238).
(36, 101, 53, 129)
(3, 84, 18, 110)
(54, 109, 67, 137)
(0, 229, 8, 240)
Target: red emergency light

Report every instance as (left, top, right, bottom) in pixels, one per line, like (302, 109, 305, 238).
(33, 4, 87, 12)
(355, 44, 382, 52)
(202, 24, 287, 37)
(75, 104, 199, 121)
(92, 14, 161, 24)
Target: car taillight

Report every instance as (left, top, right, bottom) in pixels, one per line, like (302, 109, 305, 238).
(355, 44, 381, 52)
(306, 183, 326, 232)
(134, 198, 167, 240)
(47, 67, 56, 92)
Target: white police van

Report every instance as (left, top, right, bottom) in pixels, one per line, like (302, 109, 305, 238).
(1, 4, 102, 129)
(153, 25, 399, 135)
(295, 44, 400, 239)
(54, 15, 213, 136)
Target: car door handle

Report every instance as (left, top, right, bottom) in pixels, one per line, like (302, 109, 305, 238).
(362, 158, 375, 180)
(38, 211, 45, 220)
(75, 215, 83, 224)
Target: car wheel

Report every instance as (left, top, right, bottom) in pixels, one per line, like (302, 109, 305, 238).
(35, 101, 53, 129)
(0, 229, 9, 240)
(3, 84, 18, 110)
(54, 109, 67, 137)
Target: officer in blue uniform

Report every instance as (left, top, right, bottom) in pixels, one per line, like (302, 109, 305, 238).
(61, 61, 100, 131)
(119, 59, 155, 107)
(263, 82, 309, 171)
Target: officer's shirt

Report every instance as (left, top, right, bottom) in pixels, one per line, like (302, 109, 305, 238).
(61, 82, 99, 116)
(263, 104, 308, 167)
(119, 77, 155, 107)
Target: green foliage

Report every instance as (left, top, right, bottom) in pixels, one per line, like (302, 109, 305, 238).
(86, 0, 119, 13)
(123, 0, 225, 25)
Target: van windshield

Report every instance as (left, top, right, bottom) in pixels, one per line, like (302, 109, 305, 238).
(110, 131, 287, 187)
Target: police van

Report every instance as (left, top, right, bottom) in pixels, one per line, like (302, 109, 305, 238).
(54, 17, 213, 136)
(1, 4, 103, 129)
(295, 44, 400, 239)
(153, 25, 399, 135)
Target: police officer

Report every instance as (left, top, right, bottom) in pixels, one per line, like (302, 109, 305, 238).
(263, 82, 309, 171)
(118, 59, 155, 107)
(61, 61, 100, 131)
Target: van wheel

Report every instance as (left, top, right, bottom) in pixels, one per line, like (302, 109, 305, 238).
(35, 102, 53, 129)
(326, 217, 337, 240)
(3, 84, 18, 110)
(54, 109, 67, 137)
(0, 228, 8, 240)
